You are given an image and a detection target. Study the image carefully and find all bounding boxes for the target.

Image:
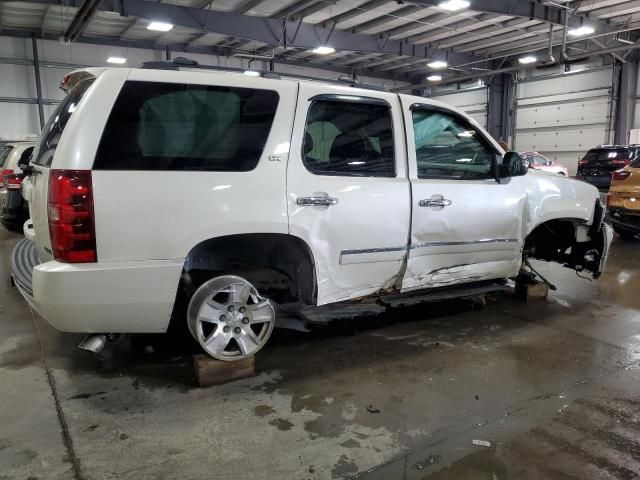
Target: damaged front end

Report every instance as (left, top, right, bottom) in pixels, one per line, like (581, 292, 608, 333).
(523, 201, 612, 279)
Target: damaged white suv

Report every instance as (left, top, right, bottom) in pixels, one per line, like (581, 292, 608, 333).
(13, 61, 612, 361)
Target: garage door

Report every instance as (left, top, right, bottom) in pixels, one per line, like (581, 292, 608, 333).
(514, 67, 613, 176)
(430, 86, 488, 129)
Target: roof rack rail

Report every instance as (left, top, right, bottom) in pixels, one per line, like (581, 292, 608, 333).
(138, 57, 387, 92)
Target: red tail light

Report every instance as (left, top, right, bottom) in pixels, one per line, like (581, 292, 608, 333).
(612, 169, 631, 181)
(611, 159, 630, 166)
(48, 170, 97, 263)
(4, 173, 24, 190)
(578, 159, 588, 167)
(0, 168, 13, 188)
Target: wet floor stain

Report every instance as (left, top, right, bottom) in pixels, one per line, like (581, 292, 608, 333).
(268, 418, 294, 431)
(67, 391, 107, 400)
(254, 405, 275, 417)
(331, 455, 358, 479)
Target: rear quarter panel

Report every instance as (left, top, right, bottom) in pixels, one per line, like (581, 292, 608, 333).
(91, 70, 298, 262)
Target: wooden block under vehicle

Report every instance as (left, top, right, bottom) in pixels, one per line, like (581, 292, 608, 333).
(193, 354, 255, 387)
(514, 282, 549, 301)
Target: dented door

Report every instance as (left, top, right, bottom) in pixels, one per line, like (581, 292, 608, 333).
(287, 84, 411, 305)
(399, 96, 526, 291)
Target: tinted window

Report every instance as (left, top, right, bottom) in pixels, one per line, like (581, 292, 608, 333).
(94, 82, 279, 171)
(19, 146, 34, 166)
(0, 146, 13, 168)
(412, 109, 496, 179)
(302, 99, 395, 177)
(34, 79, 94, 167)
(582, 148, 630, 163)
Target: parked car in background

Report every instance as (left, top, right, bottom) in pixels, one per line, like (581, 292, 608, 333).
(576, 145, 640, 190)
(522, 152, 569, 176)
(607, 156, 640, 239)
(1, 141, 34, 231)
(12, 62, 611, 362)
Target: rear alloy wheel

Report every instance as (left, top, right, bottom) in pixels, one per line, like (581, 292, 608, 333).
(187, 275, 275, 361)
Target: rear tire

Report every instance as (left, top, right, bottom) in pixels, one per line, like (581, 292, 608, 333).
(186, 275, 275, 361)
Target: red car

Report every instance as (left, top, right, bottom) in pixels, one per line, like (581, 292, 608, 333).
(522, 152, 569, 176)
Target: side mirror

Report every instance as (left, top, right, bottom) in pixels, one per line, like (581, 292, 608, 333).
(500, 152, 528, 178)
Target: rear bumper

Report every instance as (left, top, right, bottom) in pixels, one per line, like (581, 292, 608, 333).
(11, 240, 184, 333)
(608, 208, 640, 233)
(576, 174, 612, 190)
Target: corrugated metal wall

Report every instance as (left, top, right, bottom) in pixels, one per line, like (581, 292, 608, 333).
(514, 67, 614, 176)
(429, 86, 489, 129)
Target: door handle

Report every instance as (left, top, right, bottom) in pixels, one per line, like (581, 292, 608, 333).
(297, 193, 339, 207)
(419, 195, 452, 209)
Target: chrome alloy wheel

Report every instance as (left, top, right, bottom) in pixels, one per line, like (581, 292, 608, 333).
(187, 275, 275, 361)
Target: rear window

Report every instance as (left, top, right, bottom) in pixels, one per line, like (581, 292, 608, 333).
(582, 148, 630, 163)
(94, 81, 279, 171)
(34, 78, 95, 167)
(0, 146, 13, 167)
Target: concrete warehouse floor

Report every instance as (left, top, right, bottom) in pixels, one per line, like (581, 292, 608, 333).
(1, 227, 640, 480)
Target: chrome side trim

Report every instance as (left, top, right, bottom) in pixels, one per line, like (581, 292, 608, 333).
(341, 246, 407, 256)
(411, 238, 519, 249)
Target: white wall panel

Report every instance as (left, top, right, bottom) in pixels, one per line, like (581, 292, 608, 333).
(515, 67, 614, 176)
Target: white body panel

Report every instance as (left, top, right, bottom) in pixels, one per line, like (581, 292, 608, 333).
(16, 68, 610, 334)
(287, 84, 410, 305)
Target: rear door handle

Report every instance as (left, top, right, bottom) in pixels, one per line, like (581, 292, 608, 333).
(419, 194, 452, 209)
(297, 193, 338, 207)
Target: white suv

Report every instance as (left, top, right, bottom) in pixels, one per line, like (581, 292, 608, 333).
(13, 62, 612, 361)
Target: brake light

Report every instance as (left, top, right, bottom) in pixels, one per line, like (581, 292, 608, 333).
(0, 168, 13, 188)
(612, 169, 631, 181)
(578, 159, 588, 168)
(611, 159, 630, 166)
(48, 170, 96, 263)
(4, 173, 24, 190)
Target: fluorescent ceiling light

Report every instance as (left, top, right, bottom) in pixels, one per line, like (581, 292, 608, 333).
(106, 56, 127, 64)
(438, 0, 470, 11)
(427, 60, 448, 69)
(243, 70, 260, 76)
(312, 46, 335, 55)
(427, 74, 442, 82)
(518, 55, 537, 64)
(147, 21, 174, 32)
(568, 25, 595, 37)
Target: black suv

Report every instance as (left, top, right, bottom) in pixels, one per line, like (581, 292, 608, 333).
(576, 145, 640, 190)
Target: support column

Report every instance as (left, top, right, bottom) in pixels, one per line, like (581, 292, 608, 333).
(487, 73, 514, 144)
(31, 35, 45, 130)
(615, 61, 638, 145)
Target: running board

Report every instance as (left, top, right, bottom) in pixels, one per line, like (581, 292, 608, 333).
(379, 280, 511, 308)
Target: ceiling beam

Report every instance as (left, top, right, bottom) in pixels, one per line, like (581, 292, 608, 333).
(24, 0, 481, 64)
(406, 0, 620, 33)
(1, 27, 418, 83)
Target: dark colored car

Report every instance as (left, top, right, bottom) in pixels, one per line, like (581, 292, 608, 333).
(0, 142, 34, 231)
(576, 145, 640, 190)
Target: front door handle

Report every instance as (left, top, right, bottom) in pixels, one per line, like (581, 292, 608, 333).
(419, 194, 452, 209)
(297, 193, 339, 207)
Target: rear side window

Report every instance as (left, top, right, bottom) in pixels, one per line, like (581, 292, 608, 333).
(34, 79, 95, 167)
(19, 146, 34, 165)
(302, 98, 395, 177)
(94, 82, 279, 171)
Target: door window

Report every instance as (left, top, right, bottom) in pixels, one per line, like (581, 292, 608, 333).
(302, 99, 395, 177)
(412, 108, 496, 180)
